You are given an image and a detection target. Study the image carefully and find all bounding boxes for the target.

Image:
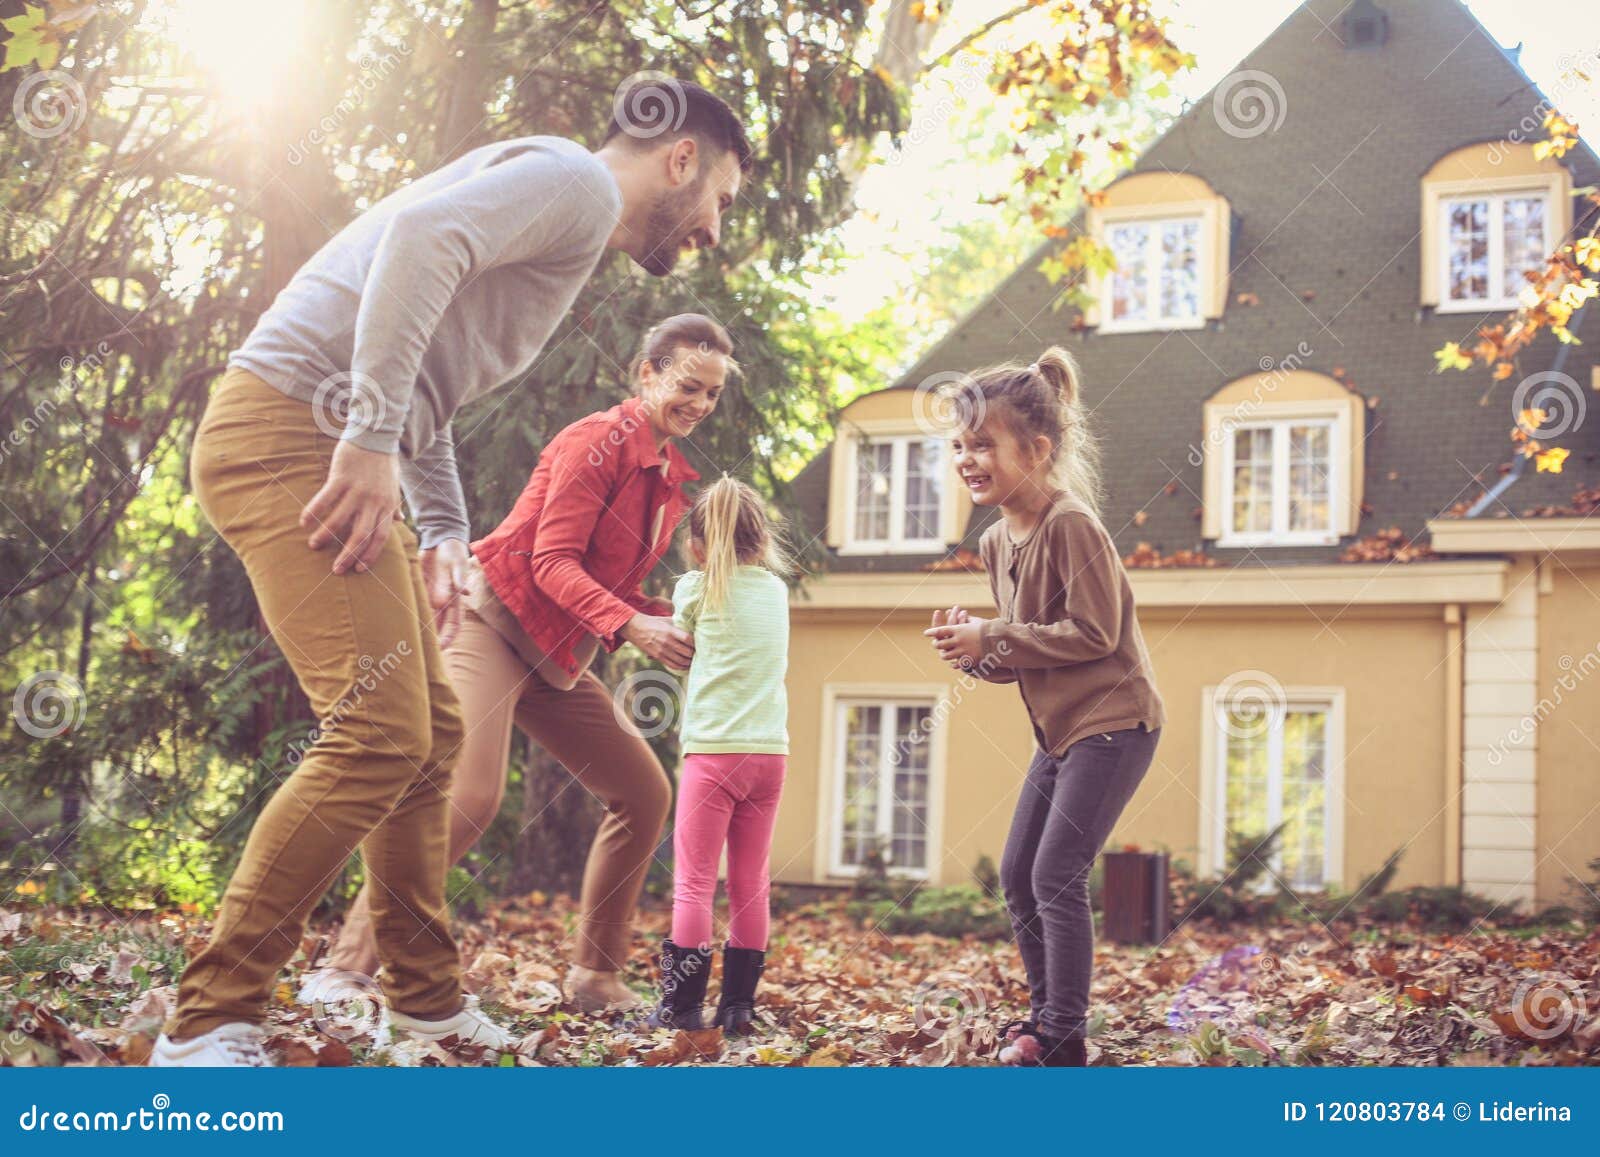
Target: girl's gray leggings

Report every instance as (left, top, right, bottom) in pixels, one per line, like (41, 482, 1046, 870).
(999, 725, 1161, 1040)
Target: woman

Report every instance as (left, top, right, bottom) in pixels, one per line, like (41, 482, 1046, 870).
(303, 313, 733, 1013)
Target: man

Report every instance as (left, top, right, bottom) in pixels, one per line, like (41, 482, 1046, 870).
(152, 78, 751, 1066)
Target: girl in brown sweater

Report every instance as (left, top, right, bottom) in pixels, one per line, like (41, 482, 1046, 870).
(924, 347, 1165, 1067)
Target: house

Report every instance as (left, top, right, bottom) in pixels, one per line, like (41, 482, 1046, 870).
(771, 0, 1600, 913)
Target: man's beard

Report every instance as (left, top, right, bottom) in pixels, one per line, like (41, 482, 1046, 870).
(637, 181, 704, 277)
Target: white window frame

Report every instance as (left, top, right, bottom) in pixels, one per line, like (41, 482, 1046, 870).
(1198, 685, 1345, 892)
(1097, 211, 1207, 334)
(1435, 185, 1554, 313)
(840, 433, 947, 555)
(1217, 410, 1344, 548)
(818, 686, 946, 882)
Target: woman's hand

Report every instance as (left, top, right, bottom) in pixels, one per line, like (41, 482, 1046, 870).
(926, 605, 987, 671)
(621, 614, 695, 670)
(422, 538, 470, 649)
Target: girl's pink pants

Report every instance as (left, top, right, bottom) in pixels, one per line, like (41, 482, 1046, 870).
(670, 752, 787, 950)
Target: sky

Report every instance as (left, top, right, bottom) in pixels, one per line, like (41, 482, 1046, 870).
(817, 0, 1600, 322)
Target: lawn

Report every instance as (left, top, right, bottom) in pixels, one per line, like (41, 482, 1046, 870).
(2, 896, 1596, 1067)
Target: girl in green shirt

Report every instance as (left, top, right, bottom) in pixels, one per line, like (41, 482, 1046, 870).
(643, 477, 792, 1034)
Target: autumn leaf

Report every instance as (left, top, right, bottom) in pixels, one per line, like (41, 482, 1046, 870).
(642, 1028, 724, 1066)
(1535, 446, 1569, 474)
(805, 1041, 854, 1066)
(1433, 342, 1472, 372)
(1532, 111, 1579, 160)
(1, 4, 59, 70)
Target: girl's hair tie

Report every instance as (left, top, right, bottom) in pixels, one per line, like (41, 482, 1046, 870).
(1026, 361, 1041, 376)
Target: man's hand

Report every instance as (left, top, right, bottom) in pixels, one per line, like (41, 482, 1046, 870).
(925, 606, 987, 671)
(301, 440, 402, 574)
(422, 538, 470, 650)
(620, 614, 695, 670)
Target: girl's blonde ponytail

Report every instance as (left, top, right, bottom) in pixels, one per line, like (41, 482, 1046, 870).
(698, 476, 744, 613)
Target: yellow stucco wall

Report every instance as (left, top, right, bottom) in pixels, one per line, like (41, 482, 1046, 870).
(1535, 562, 1600, 910)
(1136, 606, 1452, 890)
(781, 600, 1456, 896)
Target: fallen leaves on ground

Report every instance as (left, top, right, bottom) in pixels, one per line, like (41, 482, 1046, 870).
(1, 895, 1596, 1067)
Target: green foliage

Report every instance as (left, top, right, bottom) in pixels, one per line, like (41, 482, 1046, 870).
(849, 840, 898, 904)
(1352, 845, 1405, 902)
(971, 853, 999, 897)
(852, 884, 1012, 939)
(1170, 838, 1521, 932)
(1353, 885, 1499, 930)
(1568, 854, 1600, 923)
(1, 629, 280, 909)
(1174, 823, 1294, 924)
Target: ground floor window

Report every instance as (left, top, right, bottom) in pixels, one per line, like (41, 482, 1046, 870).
(831, 697, 935, 877)
(1210, 686, 1340, 890)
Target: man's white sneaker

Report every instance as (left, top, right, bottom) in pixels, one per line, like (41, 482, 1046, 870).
(377, 994, 511, 1052)
(150, 1023, 272, 1067)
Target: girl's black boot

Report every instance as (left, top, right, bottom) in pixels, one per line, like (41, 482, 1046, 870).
(710, 945, 766, 1035)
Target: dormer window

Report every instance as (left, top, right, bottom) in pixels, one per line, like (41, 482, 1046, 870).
(1439, 189, 1549, 311)
(1084, 172, 1231, 335)
(845, 433, 946, 553)
(824, 399, 970, 557)
(1420, 142, 1571, 313)
(1200, 370, 1365, 548)
(1103, 215, 1203, 331)
(1222, 419, 1338, 546)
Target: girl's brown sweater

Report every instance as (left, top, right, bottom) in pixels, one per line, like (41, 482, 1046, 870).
(976, 490, 1166, 755)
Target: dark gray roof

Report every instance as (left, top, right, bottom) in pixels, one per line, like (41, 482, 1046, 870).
(793, 0, 1600, 574)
